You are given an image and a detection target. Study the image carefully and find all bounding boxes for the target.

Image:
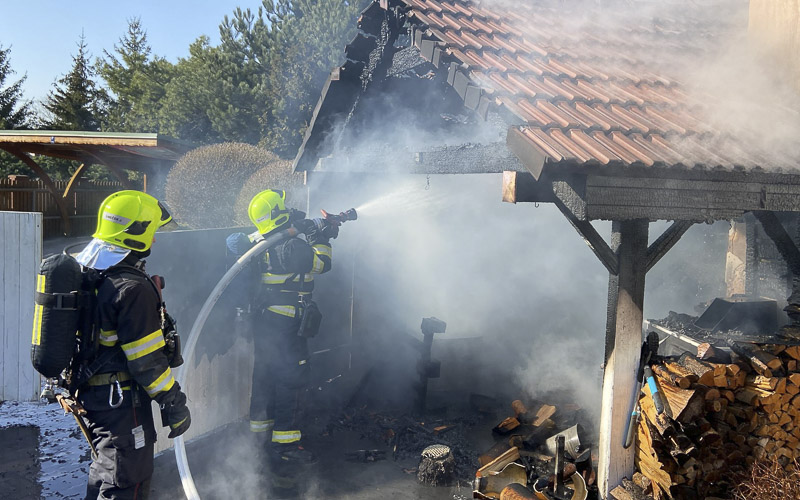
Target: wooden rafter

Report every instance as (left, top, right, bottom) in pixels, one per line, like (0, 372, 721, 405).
(63, 163, 87, 199)
(553, 195, 619, 276)
(752, 211, 800, 276)
(4, 147, 72, 236)
(84, 150, 134, 188)
(646, 221, 694, 272)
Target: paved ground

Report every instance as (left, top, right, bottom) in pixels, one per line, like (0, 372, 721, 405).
(0, 425, 41, 500)
(149, 412, 495, 500)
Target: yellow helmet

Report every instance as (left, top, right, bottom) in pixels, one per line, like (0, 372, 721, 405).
(248, 189, 289, 234)
(93, 190, 172, 252)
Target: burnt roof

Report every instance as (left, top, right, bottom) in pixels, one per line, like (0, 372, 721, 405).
(295, 0, 800, 179)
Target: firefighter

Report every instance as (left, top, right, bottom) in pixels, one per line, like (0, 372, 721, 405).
(246, 189, 334, 469)
(74, 190, 191, 500)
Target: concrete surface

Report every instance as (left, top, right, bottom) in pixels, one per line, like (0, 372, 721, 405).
(0, 426, 41, 500)
(149, 410, 495, 500)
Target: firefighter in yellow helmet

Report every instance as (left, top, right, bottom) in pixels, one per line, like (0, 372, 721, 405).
(246, 189, 335, 477)
(74, 190, 190, 499)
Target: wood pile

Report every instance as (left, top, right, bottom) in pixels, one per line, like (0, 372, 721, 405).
(633, 340, 800, 499)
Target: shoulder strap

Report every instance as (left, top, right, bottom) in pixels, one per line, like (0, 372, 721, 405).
(105, 264, 164, 306)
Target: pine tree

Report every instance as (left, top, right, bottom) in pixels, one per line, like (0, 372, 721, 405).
(42, 32, 105, 131)
(215, 0, 366, 156)
(0, 44, 33, 129)
(97, 18, 174, 132)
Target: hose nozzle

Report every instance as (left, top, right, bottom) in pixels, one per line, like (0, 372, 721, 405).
(320, 208, 358, 225)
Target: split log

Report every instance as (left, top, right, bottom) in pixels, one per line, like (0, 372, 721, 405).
(493, 417, 521, 435)
(697, 343, 731, 364)
(784, 346, 800, 361)
(610, 483, 650, 500)
(511, 400, 536, 425)
(664, 361, 699, 383)
(632, 472, 652, 494)
(678, 354, 715, 386)
(652, 364, 691, 389)
(745, 375, 779, 391)
(531, 404, 556, 427)
(641, 385, 673, 436)
(728, 342, 785, 377)
(653, 380, 703, 423)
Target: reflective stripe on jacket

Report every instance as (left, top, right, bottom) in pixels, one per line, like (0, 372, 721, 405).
(258, 236, 332, 316)
(94, 261, 178, 404)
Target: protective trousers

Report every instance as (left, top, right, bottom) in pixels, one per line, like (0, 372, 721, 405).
(83, 386, 156, 500)
(249, 310, 310, 444)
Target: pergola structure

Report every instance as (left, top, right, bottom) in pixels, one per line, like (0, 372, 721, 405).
(0, 130, 194, 235)
(294, 0, 800, 497)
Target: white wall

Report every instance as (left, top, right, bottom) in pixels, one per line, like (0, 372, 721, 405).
(1, 211, 42, 401)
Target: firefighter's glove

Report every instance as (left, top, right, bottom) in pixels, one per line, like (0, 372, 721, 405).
(160, 391, 191, 438)
(288, 209, 306, 222)
(291, 219, 316, 235)
(321, 221, 339, 240)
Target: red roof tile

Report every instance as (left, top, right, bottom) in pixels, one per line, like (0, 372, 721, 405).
(399, 0, 777, 170)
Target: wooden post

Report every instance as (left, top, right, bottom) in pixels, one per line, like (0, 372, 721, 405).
(726, 220, 747, 296)
(599, 219, 648, 498)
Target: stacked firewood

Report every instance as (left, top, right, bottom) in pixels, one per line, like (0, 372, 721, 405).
(633, 340, 800, 499)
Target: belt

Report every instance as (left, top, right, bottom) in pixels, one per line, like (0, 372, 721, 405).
(263, 290, 311, 304)
(87, 371, 131, 386)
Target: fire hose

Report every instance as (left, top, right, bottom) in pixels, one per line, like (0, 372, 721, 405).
(173, 209, 357, 499)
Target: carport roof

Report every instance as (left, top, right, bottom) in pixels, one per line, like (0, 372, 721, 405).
(0, 130, 194, 172)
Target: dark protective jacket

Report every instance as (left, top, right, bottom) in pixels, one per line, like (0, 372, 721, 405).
(83, 256, 181, 408)
(256, 232, 332, 317)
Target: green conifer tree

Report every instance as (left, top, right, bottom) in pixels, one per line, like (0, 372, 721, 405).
(0, 44, 33, 129)
(42, 32, 105, 131)
(97, 18, 174, 132)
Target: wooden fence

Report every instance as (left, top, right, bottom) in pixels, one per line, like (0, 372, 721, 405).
(0, 176, 138, 239)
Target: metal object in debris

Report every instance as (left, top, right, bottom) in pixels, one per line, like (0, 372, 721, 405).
(344, 449, 386, 462)
(544, 424, 585, 460)
(417, 444, 455, 486)
(414, 316, 446, 415)
(694, 296, 777, 334)
(531, 469, 588, 500)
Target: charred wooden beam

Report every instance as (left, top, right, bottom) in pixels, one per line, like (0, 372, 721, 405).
(553, 193, 619, 276)
(751, 210, 800, 277)
(646, 221, 694, 272)
(502, 171, 555, 204)
(585, 176, 800, 222)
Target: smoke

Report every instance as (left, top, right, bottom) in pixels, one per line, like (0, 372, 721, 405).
(145, 1, 798, 495)
(301, 0, 775, 430)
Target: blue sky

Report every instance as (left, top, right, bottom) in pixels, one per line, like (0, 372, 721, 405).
(1, 1, 263, 103)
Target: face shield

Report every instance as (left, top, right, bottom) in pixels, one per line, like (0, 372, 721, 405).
(75, 238, 131, 270)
